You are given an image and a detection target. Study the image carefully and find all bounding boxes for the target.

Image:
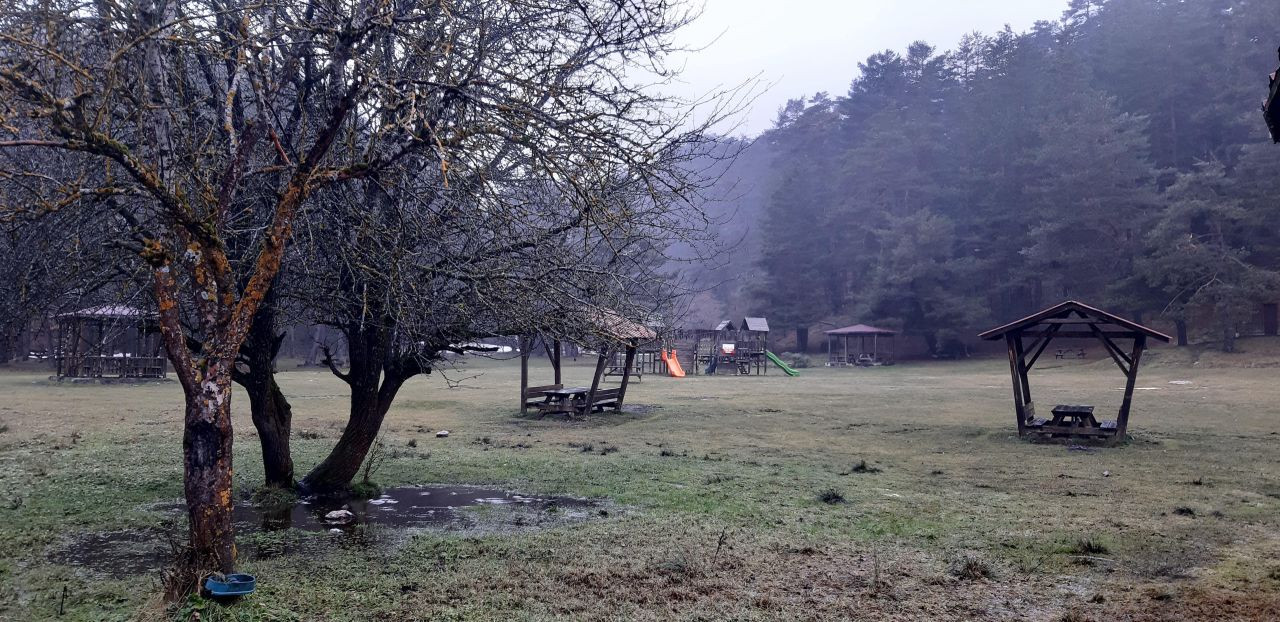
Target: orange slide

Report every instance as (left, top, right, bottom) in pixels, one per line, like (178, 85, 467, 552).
(660, 349, 686, 378)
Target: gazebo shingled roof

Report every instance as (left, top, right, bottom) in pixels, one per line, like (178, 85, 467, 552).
(825, 324, 896, 336)
(979, 300, 1171, 342)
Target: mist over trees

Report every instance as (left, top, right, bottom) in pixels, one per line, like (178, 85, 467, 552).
(697, 0, 1280, 353)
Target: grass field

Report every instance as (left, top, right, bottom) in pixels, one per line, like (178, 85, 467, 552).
(2, 341, 1279, 621)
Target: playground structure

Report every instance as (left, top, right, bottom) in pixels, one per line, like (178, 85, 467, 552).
(824, 324, 897, 367)
(979, 300, 1171, 445)
(53, 305, 168, 380)
(643, 317, 798, 377)
(539, 314, 798, 381)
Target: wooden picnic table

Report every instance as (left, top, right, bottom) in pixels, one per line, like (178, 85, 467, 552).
(538, 386, 591, 416)
(1050, 404, 1098, 428)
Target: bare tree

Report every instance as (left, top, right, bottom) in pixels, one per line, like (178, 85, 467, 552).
(0, 0, 742, 591)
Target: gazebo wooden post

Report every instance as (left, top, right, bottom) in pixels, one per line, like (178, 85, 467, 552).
(1114, 335, 1147, 442)
(1005, 332, 1029, 436)
(552, 339, 562, 385)
(519, 335, 531, 415)
(584, 346, 609, 414)
(1015, 336, 1032, 408)
(617, 339, 638, 409)
(843, 335, 849, 365)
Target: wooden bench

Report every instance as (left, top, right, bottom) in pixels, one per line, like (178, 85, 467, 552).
(585, 388, 623, 413)
(524, 384, 563, 410)
(1055, 348, 1087, 359)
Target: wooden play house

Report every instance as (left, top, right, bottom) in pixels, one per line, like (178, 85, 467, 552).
(824, 324, 896, 366)
(54, 305, 167, 380)
(692, 317, 772, 375)
(519, 310, 656, 417)
(979, 300, 1171, 445)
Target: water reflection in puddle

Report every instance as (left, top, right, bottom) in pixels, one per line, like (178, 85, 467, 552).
(49, 485, 600, 576)
(242, 485, 593, 533)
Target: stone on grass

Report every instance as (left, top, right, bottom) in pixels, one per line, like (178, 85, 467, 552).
(324, 509, 355, 522)
(436, 430, 450, 438)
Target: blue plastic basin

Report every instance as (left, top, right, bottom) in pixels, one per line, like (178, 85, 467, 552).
(204, 573, 256, 596)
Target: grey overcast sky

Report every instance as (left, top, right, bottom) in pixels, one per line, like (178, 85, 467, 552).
(668, 0, 1068, 135)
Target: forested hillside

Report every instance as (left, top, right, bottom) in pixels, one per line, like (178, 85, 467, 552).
(696, 0, 1280, 354)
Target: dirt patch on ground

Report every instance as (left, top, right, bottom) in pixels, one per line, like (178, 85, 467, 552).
(1093, 584, 1280, 621)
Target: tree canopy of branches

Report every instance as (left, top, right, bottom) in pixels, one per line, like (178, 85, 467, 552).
(1, 0, 732, 591)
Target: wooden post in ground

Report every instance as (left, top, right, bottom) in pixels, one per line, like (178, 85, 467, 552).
(1005, 333, 1028, 436)
(519, 335, 530, 416)
(618, 340, 638, 409)
(1114, 335, 1146, 443)
(584, 347, 609, 415)
(1014, 335, 1032, 409)
(552, 339, 562, 385)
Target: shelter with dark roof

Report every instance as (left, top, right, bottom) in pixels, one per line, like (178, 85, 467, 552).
(979, 300, 1170, 445)
(55, 305, 167, 380)
(824, 324, 896, 367)
(519, 308, 656, 417)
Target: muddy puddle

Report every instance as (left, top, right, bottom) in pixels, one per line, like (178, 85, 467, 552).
(49, 485, 601, 576)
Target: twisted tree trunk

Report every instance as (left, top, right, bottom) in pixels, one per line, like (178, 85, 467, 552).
(300, 321, 422, 494)
(233, 294, 295, 489)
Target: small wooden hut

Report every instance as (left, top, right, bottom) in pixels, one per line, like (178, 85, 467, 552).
(54, 305, 167, 380)
(738, 317, 770, 356)
(824, 324, 896, 366)
(519, 309, 656, 417)
(979, 300, 1171, 445)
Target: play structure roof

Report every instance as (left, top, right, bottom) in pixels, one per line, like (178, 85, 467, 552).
(978, 300, 1171, 342)
(825, 323, 896, 336)
(741, 317, 770, 332)
(714, 320, 736, 331)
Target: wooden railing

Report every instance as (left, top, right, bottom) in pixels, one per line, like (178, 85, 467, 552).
(56, 355, 168, 379)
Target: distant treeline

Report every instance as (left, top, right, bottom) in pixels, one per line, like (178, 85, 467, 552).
(699, 0, 1280, 354)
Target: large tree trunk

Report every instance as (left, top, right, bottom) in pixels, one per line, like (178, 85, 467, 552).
(234, 296, 295, 489)
(182, 358, 237, 574)
(1175, 319, 1188, 347)
(924, 332, 939, 357)
(300, 375, 405, 493)
(300, 321, 419, 494)
(248, 377, 294, 489)
(0, 322, 13, 365)
(795, 326, 809, 352)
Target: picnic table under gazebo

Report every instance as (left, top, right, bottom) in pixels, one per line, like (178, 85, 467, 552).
(979, 300, 1171, 445)
(518, 309, 657, 418)
(824, 324, 896, 367)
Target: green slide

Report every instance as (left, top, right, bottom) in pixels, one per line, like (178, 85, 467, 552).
(765, 351, 801, 376)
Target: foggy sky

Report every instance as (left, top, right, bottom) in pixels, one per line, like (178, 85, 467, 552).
(669, 0, 1069, 135)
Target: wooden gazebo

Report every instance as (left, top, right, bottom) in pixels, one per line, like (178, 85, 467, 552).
(519, 309, 656, 417)
(979, 301, 1170, 445)
(55, 305, 167, 380)
(824, 324, 896, 367)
